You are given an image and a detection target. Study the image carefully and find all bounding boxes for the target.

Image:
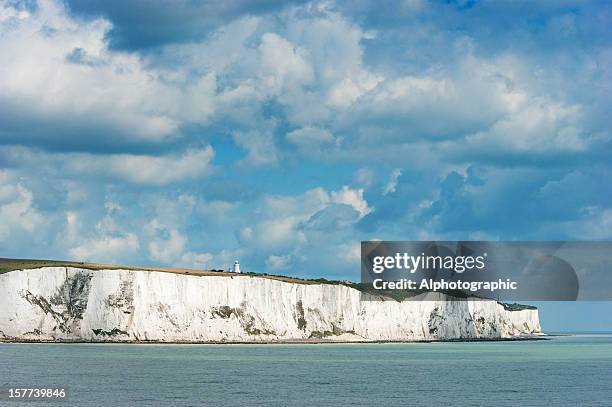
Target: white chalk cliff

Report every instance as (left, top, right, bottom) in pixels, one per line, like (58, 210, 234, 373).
(0, 267, 541, 342)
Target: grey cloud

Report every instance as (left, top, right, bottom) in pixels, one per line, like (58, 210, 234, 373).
(66, 0, 306, 50)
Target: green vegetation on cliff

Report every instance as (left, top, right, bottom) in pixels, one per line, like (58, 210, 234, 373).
(0, 258, 536, 311)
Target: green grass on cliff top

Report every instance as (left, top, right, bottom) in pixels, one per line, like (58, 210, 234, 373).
(0, 257, 327, 285)
(0, 258, 536, 310)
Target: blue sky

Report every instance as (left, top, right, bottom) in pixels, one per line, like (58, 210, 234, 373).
(0, 0, 611, 331)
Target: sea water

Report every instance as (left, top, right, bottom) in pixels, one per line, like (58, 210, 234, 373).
(1, 334, 611, 406)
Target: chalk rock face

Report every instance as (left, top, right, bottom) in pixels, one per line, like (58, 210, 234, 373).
(0, 268, 541, 342)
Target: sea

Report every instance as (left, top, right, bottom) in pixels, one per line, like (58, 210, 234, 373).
(1, 334, 611, 406)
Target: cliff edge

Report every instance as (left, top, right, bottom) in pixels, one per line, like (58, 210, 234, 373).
(0, 266, 541, 342)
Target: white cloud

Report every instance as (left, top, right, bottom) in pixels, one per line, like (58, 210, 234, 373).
(0, 1, 372, 150)
(69, 234, 140, 263)
(0, 171, 43, 241)
(383, 168, 402, 195)
(331, 186, 372, 217)
(138, 194, 223, 270)
(249, 217, 306, 251)
(65, 211, 79, 241)
(100, 147, 215, 185)
(285, 8, 365, 86)
(567, 207, 612, 240)
(0, 3, 29, 22)
(267, 218, 303, 245)
(233, 130, 278, 166)
(179, 252, 214, 269)
(355, 167, 375, 187)
(337, 242, 361, 265)
(144, 218, 214, 268)
(327, 70, 382, 108)
(354, 72, 496, 141)
(344, 51, 596, 157)
(286, 126, 335, 152)
(69, 233, 140, 263)
(239, 188, 329, 251)
(238, 226, 253, 242)
(465, 98, 588, 152)
(2, 146, 215, 186)
(258, 32, 314, 92)
(0, 0, 602, 165)
(197, 200, 238, 224)
(0, 0, 215, 143)
(67, 196, 141, 263)
(239, 185, 371, 262)
(261, 187, 330, 218)
(266, 254, 293, 271)
(147, 224, 187, 263)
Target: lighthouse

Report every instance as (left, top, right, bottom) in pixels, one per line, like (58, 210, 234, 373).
(233, 260, 241, 273)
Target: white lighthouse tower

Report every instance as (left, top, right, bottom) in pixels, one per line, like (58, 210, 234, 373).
(233, 260, 241, 273)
